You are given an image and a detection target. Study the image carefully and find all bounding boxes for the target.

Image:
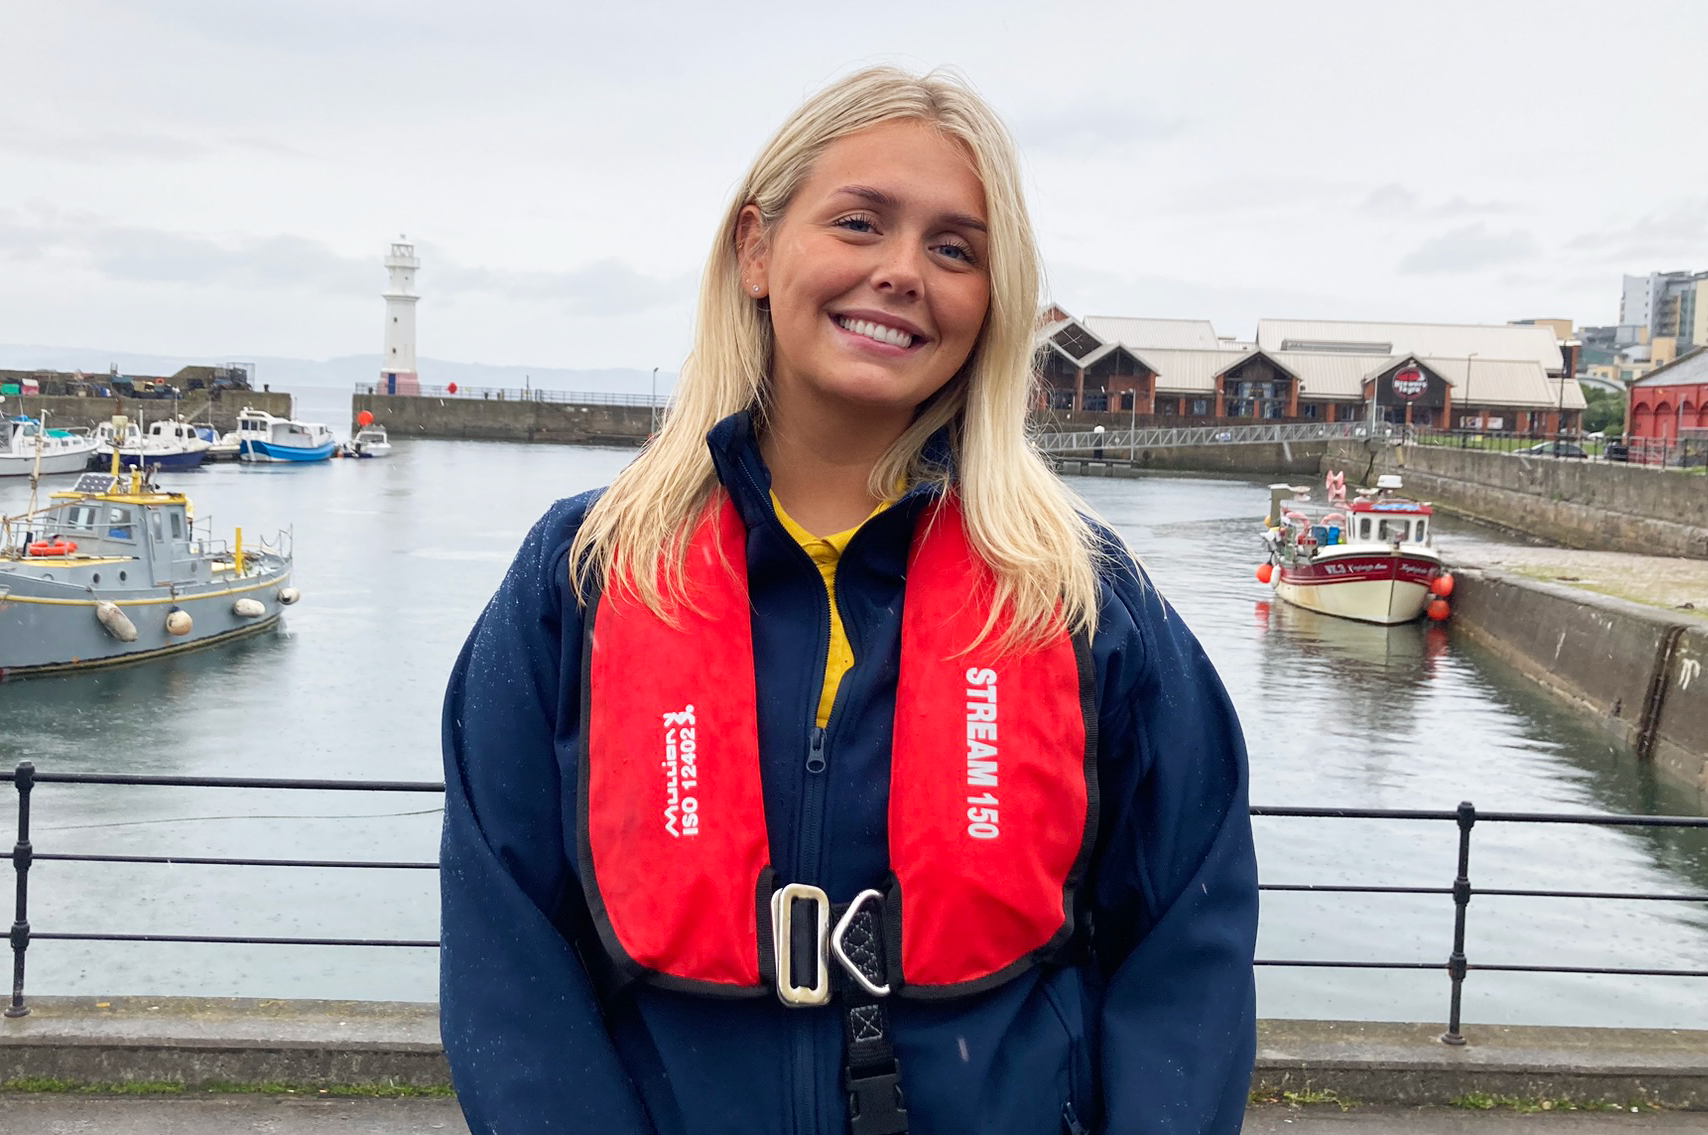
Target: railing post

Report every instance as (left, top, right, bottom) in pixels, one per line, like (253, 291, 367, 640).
(1440, 799, 1475, 1045)
(6, 761, 36, 1018)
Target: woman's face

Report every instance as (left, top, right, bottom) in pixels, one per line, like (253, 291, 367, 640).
(742, 120, 992, 430)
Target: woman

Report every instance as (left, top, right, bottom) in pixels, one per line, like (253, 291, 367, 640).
(441, 66, 1257, 1135)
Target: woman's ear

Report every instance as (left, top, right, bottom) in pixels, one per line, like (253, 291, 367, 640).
(735, 204, 769, 299)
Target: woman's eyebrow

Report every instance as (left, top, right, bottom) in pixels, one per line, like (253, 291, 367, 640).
(834, 184, 988, 234)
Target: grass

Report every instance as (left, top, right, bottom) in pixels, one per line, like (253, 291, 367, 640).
(1249, 1083, 1357, 1110)
(1450, 1092, 1651, 1114)
(0, 1077, 455, 1097)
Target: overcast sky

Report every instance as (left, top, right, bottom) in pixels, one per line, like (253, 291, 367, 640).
(4, 0, 1706, 378)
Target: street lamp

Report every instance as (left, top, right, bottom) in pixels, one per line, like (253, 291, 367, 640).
(1464, 352, 1478, 443)
(650, 367, 659, 436)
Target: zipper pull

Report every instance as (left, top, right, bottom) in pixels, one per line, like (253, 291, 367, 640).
(1062, 1102, 1089, 1135)
(805, 726, 827, 774)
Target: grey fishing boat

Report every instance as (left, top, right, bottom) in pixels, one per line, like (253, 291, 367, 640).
(0, 468, 298, 678)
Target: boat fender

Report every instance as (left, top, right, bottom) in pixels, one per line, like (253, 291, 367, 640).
(1426, 598, 1451, 622)
(165, 609, 193, 636)
(1430, 572, 1455, 598)
(277, 587, 301, 605)
(96, 601, 139, 642)
(232, 598, 267, 618)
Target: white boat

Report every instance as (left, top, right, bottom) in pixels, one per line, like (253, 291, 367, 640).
(145, 418, 213, 456)
(235, 408, 337, 463)
(1, 416, 101, 478)
(90, 419, 208, 472)
(1261, 473, 1450, 626)
(347, 425, 392, 458)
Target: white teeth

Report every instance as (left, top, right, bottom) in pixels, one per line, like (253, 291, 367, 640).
(837, 316, 915, 348)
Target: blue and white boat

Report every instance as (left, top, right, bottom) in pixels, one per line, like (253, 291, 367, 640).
(90, 419, 208, 472)
(235, 408, 337, 463)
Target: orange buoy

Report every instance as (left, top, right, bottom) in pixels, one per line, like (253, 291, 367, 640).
(1430, 572, 1456, 598)
(357, 410, 375, 427)
(1426, 598, 1451, 622)
(27, 539, 77, 557)
(1256, 563, 1274, 584)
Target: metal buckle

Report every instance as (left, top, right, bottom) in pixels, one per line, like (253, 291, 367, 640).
(830, 888, 892, 998)
(770, 882, 831, 1007)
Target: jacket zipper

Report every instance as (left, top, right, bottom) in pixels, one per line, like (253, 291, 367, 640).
(1062, 1102, 1089, 1135)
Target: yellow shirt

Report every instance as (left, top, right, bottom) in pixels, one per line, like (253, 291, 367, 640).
(772, 493, 889, 727)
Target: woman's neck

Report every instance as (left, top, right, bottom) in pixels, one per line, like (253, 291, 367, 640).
(759, 399, 909, 537)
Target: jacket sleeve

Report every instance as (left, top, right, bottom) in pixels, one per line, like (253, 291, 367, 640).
(1090, 548, 1259, 1135)
(440, 495, 655, 1135)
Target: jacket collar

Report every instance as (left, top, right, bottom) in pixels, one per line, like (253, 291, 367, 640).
(705, 410, 951, 535)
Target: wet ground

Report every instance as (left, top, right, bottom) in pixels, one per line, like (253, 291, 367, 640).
(1437, 540, 1708, 619)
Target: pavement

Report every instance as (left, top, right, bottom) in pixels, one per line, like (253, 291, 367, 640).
(1437, 536, 1708, 617)
(3, 1097, 1707, 1133)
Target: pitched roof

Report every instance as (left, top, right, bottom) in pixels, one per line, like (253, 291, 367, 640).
(1632, 346, 1708, 387)
(1082, 316, 1224, 351)
(1257, 318, 1565, 372)
(1139, 348, 1268, 394)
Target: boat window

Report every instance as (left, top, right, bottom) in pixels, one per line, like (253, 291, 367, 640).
(63, 504, 98, 531)
(170, 511, 184, 539)
(1377, 519, 1410, 541)
(152, 512, 164, 541)
(106, 506, 134, 541)
(1415, 519, 1427, 542)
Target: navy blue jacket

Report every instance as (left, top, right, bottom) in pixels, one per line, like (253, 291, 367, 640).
(441, 414, 1258, 1135)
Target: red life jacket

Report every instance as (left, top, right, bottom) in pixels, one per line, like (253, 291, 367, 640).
(578, 493, 1097, 1000)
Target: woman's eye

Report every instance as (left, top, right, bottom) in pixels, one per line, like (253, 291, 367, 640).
(934, 241, 977, 265)
(833, 214, 878, 233)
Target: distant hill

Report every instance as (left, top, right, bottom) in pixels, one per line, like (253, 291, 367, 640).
(0, 345, 677, 398)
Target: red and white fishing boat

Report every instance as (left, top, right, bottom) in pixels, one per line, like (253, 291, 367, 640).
(1259, 473, 1453, 626)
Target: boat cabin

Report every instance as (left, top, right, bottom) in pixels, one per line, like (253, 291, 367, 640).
(1347, 499, 1432, 544)
(12, 472, 210, 589)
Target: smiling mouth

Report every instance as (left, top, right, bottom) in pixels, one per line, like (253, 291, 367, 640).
(834, 315, 920, 349)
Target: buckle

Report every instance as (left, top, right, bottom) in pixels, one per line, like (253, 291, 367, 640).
(770, 882, 831, 1007)
(830, 888, 892, 998)
(845, 1066, 909, 1135)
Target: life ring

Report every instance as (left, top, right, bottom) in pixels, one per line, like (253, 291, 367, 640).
(28, 539, 77, 557)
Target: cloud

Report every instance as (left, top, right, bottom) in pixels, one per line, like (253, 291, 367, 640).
(435, 258, 692, 318)
(1362, 183, 1519, 219)
(1397, 223, 1539, 275)
(0, 121, 302, 164)
(1011, 99, 1184, 157)
(1565, 201, 1708, 263)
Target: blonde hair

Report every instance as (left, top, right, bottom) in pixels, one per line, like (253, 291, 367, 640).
(571, 65, 1101, 647)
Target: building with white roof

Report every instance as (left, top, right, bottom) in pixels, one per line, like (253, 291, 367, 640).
(1036, 309, 1585, 432)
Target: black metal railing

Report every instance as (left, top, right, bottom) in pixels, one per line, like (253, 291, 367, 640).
(5, 763, 1707, 1041)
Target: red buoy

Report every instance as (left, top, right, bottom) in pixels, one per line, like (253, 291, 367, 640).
(447, 382, 459, 394)
(1431, 572, 1456, 598)
(1256, 563, 1274, 584)
(1426, 598, 1451, 622)
(357, 410, 375, 427)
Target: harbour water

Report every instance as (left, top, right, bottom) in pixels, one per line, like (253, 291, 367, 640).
(1, 394, 1704, 1027)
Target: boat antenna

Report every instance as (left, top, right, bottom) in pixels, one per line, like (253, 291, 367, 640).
(24, 408, 47, 521)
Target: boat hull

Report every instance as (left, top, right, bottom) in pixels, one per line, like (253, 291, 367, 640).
(0, 447, 99, 477)
(1273, 548, 1441, 625)
(0, 565, 293, 677)
(240, 439, 336, 463)
(96, 448, 209, 472)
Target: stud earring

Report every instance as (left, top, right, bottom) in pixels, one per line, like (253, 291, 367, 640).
(752, 285, 761, 294)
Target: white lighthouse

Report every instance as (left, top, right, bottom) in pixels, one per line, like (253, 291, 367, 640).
(380, 237, 421, 395)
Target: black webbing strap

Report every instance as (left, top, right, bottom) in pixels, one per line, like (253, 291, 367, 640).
(829, 898, 908, 1135)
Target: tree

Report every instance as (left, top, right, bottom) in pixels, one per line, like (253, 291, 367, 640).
(1582, 387, 1626, 435)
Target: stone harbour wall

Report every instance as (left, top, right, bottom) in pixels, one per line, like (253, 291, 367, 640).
(352, 394, 653, 445)
(1450, 568, 1707, 798)
(14, 392, 295, 434)
(1325, 439, 1708, 560)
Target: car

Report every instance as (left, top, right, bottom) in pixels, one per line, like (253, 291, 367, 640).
(1519, 441, 1588, 459)
(1603, 441, 1630, 463)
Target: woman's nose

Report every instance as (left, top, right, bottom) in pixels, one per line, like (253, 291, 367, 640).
(871, 239, 925, 299)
